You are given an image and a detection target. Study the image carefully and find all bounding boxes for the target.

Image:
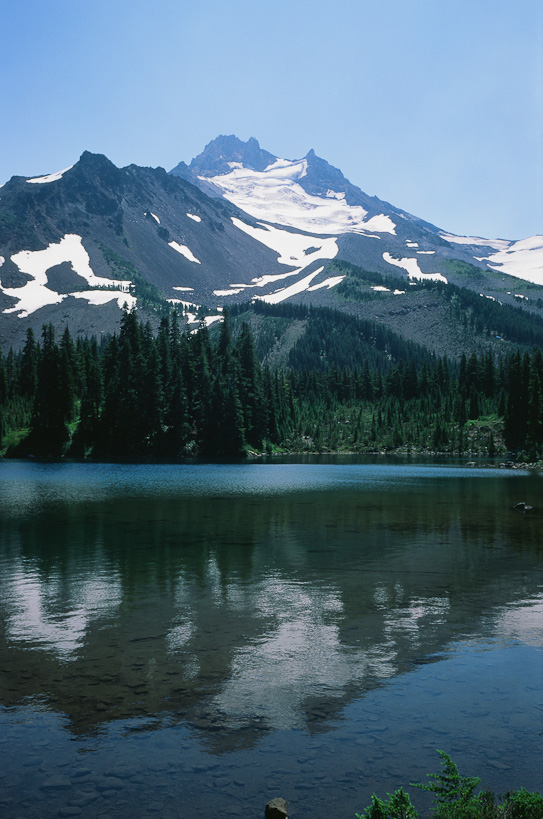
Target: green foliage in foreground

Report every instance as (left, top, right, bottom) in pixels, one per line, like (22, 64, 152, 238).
(356, 752, 543, 819)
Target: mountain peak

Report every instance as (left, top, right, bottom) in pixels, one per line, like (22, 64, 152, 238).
(78, 150, 117, 169)
(178, 135, 277, 178)
(70, 151, 124, 188)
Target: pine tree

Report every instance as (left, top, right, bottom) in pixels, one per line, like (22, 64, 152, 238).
(236, 321, 265, 449)
(0, 354, 7, 409)
(163, 367, 189, 456)
(30, 324, 70, 455)
(18, 327, 38, 399)
(526, 363, 543, 458)
(503, 350, 525, 450)
(71, 353, 102, 457)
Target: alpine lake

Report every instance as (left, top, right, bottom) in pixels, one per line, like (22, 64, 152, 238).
(0, 457, 542, 819)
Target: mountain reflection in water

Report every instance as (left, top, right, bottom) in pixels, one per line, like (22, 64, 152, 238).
(0, 460, 542, 817)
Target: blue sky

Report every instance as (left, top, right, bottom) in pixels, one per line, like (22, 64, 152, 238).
(1, 0, 542, 239)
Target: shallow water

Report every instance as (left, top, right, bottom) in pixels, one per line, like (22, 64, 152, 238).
(0, 459, 542, 818)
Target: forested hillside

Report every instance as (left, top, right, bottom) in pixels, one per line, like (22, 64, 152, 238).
(1, 305, 543, 460)
(327, 261, 543, 355)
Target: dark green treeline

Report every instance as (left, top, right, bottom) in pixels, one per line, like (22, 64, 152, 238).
(0, 311, 292, 458)
(1, 309, 543, 459)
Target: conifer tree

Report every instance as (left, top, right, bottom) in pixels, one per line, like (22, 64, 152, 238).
(236, 321, 265, 449)
(18, 328, 38, 400)
(526, 365, 543, 458)
(30, 324, 70, 455)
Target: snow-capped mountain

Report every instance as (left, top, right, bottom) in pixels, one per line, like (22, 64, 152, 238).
(1, 135, 543, 351)
(0, 150, 299, 348)
(172, 135, 543, 293)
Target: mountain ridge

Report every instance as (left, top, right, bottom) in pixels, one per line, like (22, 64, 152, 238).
(1, 137, 543, 352)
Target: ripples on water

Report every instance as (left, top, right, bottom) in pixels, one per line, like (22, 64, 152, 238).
(0, 459, 542, 818)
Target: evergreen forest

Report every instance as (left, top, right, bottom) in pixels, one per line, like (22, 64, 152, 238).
(1, 303, 543, 460)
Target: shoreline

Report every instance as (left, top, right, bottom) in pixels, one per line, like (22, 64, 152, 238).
(1, 451, 542, 470)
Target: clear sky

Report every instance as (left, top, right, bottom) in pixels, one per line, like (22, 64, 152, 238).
(1, 0, 542, 240)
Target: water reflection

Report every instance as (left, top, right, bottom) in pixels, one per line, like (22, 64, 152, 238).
(5, 569, 122, 658)
(0, 462, 542, 754)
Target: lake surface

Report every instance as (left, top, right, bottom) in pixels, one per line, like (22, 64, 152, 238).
(0, 459, 542, 818)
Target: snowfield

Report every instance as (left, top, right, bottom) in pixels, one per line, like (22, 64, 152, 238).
(435, 231, 543, 284)
(383, 252, 448, 283)
(307, 275, 345, 291)
(439, 232, 510, 252)
(206, 158, 396, 236)
(232, 217, 338, 267)
(371, 285, 405, 295)
(26, 165, 74, 184)
(480, 236, 543, 285)
(168, 241, 201, 264)
(1, 234, 133, 317)
(256, 266, 326, 304)
(71, 291, 137, 309)
(203, 314, 223, 327)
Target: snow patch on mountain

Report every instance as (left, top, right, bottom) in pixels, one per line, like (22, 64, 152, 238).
(440, 232, 510, 252)
(208, 161, 396, 236)
(478, 236, 543, 285)
(438, 232, 543, 284)
(3, 281, 65, 316)
(71, 291, 137, 309)
(232, 218, 338, 267)
(265, 157, 308, 178)
(27, 165, 74, 184)
(307, 275, 345, 291)
(186, 213, 201, 222)
(150, 212, 160, 224)
(1, 234, 132, 317)
(213, 288, 244, 297)
(226, 269, 305, 297)
(383, 252, 448, 283)
(256, 267, 325, 304)
(168, 241, 201, 264)
(203, 314, 223, 327)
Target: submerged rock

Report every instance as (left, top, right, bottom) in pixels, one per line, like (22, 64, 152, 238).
(266, 797, 289, 818)
(513, 502, 534, 512)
